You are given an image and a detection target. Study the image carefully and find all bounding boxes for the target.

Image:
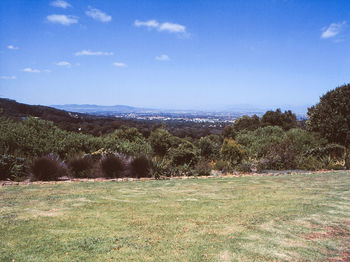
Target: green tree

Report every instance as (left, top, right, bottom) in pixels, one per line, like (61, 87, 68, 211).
(148, 129, 174, 156)
(198, 134, 221, 159)
(166, 141, 199, 166)
(220, 138, 245, 166)
(223, 115, 260, 138)
(261, 109, 298, 130)
(307, 84, 350, 168)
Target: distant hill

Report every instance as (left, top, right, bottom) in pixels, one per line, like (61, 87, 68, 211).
(51, 104, 156, 115)
(0, 98, 223, 138)
(0, 98, 154, 136)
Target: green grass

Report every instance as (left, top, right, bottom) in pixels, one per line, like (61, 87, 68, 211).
(1, 171, 350, 261)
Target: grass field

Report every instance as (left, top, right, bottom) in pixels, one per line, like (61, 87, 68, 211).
(1, 172, 350, 261)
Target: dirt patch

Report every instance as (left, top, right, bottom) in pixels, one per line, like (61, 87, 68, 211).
(305, 221, 350, 262)
(306, 224, 350, 240)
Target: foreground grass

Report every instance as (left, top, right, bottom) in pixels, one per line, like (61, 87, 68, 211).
(1, 172, 350, 261)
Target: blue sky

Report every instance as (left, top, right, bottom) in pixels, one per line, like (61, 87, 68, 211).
(0, 0, 349, 110)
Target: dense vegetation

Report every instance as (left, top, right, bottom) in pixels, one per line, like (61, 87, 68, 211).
(0, 84, 349, 181)
(0, 98, 221, 138)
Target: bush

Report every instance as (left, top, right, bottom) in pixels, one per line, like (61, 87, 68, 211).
(166, 141, 199, 167)
(236, 162, 252, 173)
(236, 126, 286, 159)
(150, 157, 176, 178)
(326, 161, 345, 170)
(195, 160, 212, 176)
(148, 129, 174, 156)
(0, 117, 103, 160)
(297, 156, 324, 171)
(220, 138, 245, 167)
(68, 157, 94, 178)
(304, 144, 345, 159)
(100, 154, 125, 178)
(0, 154, 27, 181)
(31, 155, 66, 181)
(198, 135, 221, 160)
(263, 140, 298, 170)
(213, 160, 230, 172)
(177, 163, 195, 176)
(130, 156, 152, 178)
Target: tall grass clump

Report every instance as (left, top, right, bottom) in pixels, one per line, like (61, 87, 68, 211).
(100, 154, 125, 178)
(130, 156, 152, 178)
(31, 155, 66, 181)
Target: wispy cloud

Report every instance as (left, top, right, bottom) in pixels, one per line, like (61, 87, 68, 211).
(47, 14, 78, 26)
(0, 75, 16, 80)
(75, 50, 114, 56)
(134, 19, 187, 35)
(55, 61, 71, 67)
(159, 22, 186, 33)
(155, 54, 170, 61)
(8, 45, 19, 50)
(134, 20, 159, 29)
(321, 21, 346, 39)
(113, 62, 127, 67)
(43, 69, 51, 73)
(85, 7, 112, 22)
(51, 0, 71, 9)
(23, 68, 40, 73)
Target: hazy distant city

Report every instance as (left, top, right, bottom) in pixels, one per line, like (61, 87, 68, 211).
(53, 104, 308, 123)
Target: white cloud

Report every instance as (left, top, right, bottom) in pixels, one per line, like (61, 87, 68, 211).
(47, 14, 78, 26)
(75, 50, 114, 56)
(55, 61, 71, 67)
(159, 22, 186, 33)
(134, 20, 159, 29)
(155, 54, 170, 61)
(51, 0, 71, 9)
(8, 45, 19, 50)
(134, 19, 187, 35)
(43, 69, 51, 73)
(85, 7, 112, 22)
(23, 68, 40, 73)
(321, 21, 346, 39)
(0, 75, 16, 80)
(113, 62, 127, 67)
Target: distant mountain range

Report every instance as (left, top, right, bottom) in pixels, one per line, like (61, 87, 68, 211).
(52, 104, 155, 114)
(52, 103, 308, 116)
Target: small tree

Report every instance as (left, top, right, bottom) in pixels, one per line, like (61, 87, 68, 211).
(307, 84, 350, 169)
(220, 138, 245, 167)
(148, 129, 173, 156)
(198, 135, 221, 159)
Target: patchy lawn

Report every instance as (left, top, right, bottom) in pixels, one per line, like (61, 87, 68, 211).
(1, 171, 350, 261)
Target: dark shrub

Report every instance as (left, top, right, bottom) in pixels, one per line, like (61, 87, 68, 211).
(31, 155, 66, 181)
(195, 160, 212, 176)
(68, 157, 94, 178)
(100, 155, 125, 178)
(236, 163, 252, 173)
(130, 156, 152, 178)
(0, 154, 27, 181)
